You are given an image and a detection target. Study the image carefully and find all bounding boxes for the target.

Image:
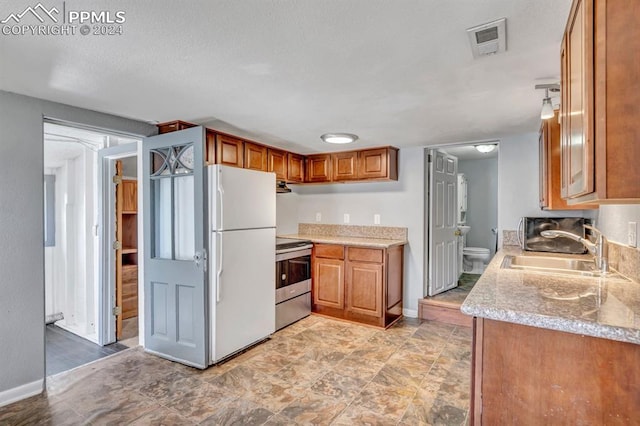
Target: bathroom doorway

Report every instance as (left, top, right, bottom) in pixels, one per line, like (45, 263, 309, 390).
(425, 142, 499, 297)
(43, 122, 141, 376)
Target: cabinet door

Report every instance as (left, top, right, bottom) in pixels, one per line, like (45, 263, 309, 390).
(122, 180, 137, 212)
(564, 0, 594, 198)
(313, 258, 344, 309)
(157, 120, 196, 134)
(268, 149, 288, 180)
(244, 142, 268, 171)
(332, 151, 358, 181)
(306, 154, 332, 182)
(205, 130, 216, 165)
(287, 153, 305, 183)
(216, 134, 244, 168)
(560, 37, 569, 199)
(346, 261, 383, 317)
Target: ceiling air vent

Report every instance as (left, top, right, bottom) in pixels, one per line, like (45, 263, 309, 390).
(467, 18, 506, 59)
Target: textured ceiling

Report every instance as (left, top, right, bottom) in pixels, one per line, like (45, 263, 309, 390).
(1, 0, 571, 154)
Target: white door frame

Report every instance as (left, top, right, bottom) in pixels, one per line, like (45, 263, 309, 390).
(97, 143, 140, 345)
(423, 140, 501, 297)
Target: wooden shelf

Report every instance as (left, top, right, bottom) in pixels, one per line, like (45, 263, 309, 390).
(122, 247, 138, 254)
(122, 211, 137, 215)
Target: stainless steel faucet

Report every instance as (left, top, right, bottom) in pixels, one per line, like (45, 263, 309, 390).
(540, 225, 609, 273)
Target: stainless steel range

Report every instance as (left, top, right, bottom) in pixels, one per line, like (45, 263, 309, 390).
(275, 238, 313, 330)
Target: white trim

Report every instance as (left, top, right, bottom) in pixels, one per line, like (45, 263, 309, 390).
(403, 308, 418, 318)
(0, 380, 43, 408)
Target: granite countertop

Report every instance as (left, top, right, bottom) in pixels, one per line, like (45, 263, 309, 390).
(279, 233, 407, 248)
(461, 246, 640, 345)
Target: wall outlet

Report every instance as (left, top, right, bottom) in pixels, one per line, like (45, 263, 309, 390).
(374, 214, 381, 225)
(629, 222, 637, 247)
(315, 212, 321, 222)
(343, 213, 350, 224)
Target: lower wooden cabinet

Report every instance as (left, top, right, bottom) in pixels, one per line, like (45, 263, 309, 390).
(471, 318, 640, 425)
(312, 243, 403, 328)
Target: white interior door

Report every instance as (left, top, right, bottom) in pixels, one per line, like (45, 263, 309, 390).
(143, 126, 208, 368)
(428, 150, 458, 296)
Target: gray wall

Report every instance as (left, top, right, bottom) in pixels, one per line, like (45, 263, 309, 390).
(459, 157, 498, 256)
(0, 90, 155, 396)
(497, 132, 595, 246)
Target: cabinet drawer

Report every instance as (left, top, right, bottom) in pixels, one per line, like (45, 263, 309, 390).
(348, 247, 383, 263)
(314, 244, 344, 259)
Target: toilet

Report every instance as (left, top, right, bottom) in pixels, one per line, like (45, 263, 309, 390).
(463, 247, 491, 274)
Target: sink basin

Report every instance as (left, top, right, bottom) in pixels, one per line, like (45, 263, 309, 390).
(457, 225, 470, 235)
(501, 255, 624, 278)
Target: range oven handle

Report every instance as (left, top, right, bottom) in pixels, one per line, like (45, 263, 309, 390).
(276, 247, 312, 261)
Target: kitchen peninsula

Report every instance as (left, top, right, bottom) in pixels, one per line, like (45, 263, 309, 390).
(461, 244, 640, 424)
(282, 224, 407, 328)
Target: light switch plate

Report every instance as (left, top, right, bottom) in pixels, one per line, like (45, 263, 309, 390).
(343, 213, 350, 224)
(629, 222, 637, 247)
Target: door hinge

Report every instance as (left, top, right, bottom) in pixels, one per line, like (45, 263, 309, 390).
(113, 240, 122, 250)
(427, 154, 432, 163)
(112, 175, 123, 185)
(112, 306, 122, 316)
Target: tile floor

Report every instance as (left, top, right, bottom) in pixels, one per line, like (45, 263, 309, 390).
(426, 274, 481, 306)
(45, 325, 128, 376)
(3, 316, 472, 425)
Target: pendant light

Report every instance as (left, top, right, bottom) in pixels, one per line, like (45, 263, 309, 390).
(535, 83, 560, 120)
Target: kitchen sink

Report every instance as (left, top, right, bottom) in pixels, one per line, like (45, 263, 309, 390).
(501, 255, 626, 279)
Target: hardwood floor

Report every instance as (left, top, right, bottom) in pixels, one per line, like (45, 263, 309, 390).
(2, 316, 472, 425)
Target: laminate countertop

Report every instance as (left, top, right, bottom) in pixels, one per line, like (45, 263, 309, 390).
(461, 246, 640, 345)
(279, 234, 407, 249)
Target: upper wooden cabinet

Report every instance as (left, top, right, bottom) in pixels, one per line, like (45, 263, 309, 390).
(216, 134, 244, 168)
(539, 112, 596, 210)
(560, 0, 640, 203)
(158, 123, 400, 186)
(287, 153, 305, 183)
(332, 151, 359, 181)
(244, 142, 268, 172)
(358, 147, 398, 180)
(268, 149, 288, 181)
(157, 120, 196, 134)
(306, 154, 332, 182)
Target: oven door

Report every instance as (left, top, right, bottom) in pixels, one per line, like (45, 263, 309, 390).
(276, 249, 311, 290)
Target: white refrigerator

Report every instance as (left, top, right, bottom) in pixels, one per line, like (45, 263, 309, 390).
(208, 165, 276, 364)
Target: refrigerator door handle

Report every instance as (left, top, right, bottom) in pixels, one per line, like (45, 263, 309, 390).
(216, 232, 223, 302)
(517, 217, 524, 249)
(216, 169, 224, 231)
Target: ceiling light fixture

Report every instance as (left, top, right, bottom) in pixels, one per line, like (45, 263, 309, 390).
(320, 133, 358, 144)
(475, 144, 496, 153)
(535, 83, 560, 120)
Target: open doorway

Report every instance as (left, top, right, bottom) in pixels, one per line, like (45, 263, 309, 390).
(420, 142, 499, 323)
(43, 122, 141, 376)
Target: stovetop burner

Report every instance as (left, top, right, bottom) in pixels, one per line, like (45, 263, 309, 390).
(276, 237, 313, 252)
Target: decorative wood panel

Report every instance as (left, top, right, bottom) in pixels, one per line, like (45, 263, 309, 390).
(332, 151, 358, 181)
(287, 153, 305, 183)
(122, 180, 137, 212)
(314, 244, 344, 260)
(268, 149, 288, 180)
(215, 134, 244, 168)
(244, 142, 268, 172)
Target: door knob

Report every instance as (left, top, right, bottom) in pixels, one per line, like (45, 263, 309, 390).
(454, 230, 462, 236)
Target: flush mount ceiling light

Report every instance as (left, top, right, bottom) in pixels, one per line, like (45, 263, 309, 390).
(475, 144, 497, 153)
(535, 83, 560, 120)
(320, 133, 358, 144)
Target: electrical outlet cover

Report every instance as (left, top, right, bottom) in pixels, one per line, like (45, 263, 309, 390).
(629, 222, 637, 247)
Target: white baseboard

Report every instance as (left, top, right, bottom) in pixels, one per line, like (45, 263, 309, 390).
(403, 308, 418, 318)
(0, 379, 43, 408)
